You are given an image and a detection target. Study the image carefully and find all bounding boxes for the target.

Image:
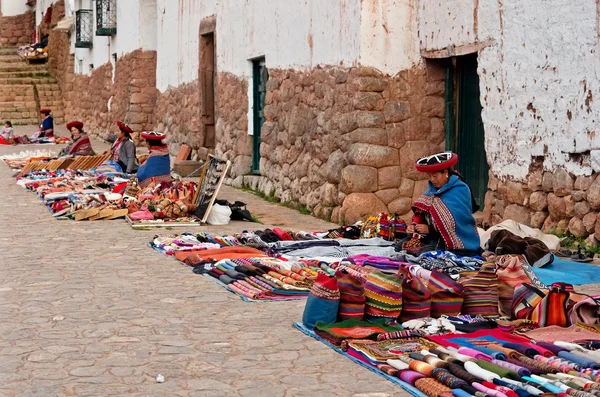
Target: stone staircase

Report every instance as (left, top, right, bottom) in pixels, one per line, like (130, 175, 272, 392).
(0, 46, 64, 125)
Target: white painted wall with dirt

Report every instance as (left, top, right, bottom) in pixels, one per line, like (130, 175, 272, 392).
(418, 0, 600, 181)
(72, 0, 156, 76)
(2, 0, 29, 17)
(155, 0, 361, 92)
(359, 0, 420, 75)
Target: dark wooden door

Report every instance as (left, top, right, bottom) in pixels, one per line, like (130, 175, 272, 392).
(252, 58, 268, 174)
(446, 54, 489, 210)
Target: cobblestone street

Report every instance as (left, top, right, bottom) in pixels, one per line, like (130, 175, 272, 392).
(0, 140, 407, 397)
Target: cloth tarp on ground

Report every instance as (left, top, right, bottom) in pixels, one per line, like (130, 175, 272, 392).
(293, 321, 428, 397)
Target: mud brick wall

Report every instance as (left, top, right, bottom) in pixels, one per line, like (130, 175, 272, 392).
(0, 11, 34, 45)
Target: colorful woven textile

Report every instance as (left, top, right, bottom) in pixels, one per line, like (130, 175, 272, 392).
(335, 269, 366, 320)
(495, 254, 544, 317)
(460, 263, 499, 318)
(398, 370, 425, 385)
(302, 273, 340, 329)
(399, 275, 432, 322)
(432, 368, 468, 389)
(377, 329, 426, 341)
(364, 270, 403, 321)
(343, 337, 435, 364)
(314, 318, 400, 346)
(415, 377, 453, 397)
(428, 270, 464, 317)
(530, 283, 571, 327)
(512, 283, 546, 320)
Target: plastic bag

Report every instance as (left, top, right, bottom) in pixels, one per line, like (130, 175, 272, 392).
(206, 203, 232, 225)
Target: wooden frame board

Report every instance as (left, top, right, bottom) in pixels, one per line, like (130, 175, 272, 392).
(125, 215, 201, 229)
(191, 154, 231, 224)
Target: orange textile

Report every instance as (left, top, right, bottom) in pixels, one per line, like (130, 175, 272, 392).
(174, 246, 266, 262)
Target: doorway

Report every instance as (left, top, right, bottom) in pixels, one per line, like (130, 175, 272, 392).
(200, 31, 216, 148)
(251, 58, 268, 175)
(445, 54, 489, 211)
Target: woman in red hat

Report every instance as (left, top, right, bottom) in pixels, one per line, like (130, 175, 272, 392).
(30, 108, 54, 142)
(61, 121, 94, 156)
(104, 121, 137, 174)
(396, 152, 481, 256)
(136, 131, 170, 188)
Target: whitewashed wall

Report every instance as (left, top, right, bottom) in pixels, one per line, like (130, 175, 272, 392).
(418, 0, 600, 180)
(2, 0, 29, 17)
(156, 0, 361, 92)
(72, 0, 156, 76)
(359, 0, 420, 75)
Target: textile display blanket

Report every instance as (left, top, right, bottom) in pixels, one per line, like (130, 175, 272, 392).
(148, 231, 423, 302)
(295, 321, 600, 397)
(14, 167, 199, 222)
(150, 232, 322, 302)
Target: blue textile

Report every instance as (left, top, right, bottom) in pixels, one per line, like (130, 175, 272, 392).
(531, 257, 600, 286)
(522, 376, 563, 393)
(557, 351, 600, 369)
(41, 116, 53, 131)
(418, 176, 481, 252)
(302, 294, 339, 330)
(137, 154, 170, 184)
(452, 389, 474, 397)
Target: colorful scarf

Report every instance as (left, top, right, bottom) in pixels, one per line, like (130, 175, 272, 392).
(412, 176, 480, 252)
(137, 146, 171, 188)
(68, 134, 93, 156)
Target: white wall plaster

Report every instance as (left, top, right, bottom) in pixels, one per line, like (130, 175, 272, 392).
(155, 0, 361, 92)
(359, 0, 420, 74)
(68, 0, 157, 76)
(2, 0, 29, 17)
(418, 0, 600, 180)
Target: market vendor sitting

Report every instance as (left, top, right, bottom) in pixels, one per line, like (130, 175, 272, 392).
(104, 121, 138, 174)
(59, 121, 94, 157)
(396, 152, 481, 256)
(30, 109, 54, 142)
(137, 131, 171, 188)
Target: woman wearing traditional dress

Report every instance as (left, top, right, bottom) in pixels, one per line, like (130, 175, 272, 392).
(396, 152, 481, 256)
(105, 121, 137, 174)
(30, 109, 54, 142)
(136, 131, 171, 188)
(62, 121, 94, 156)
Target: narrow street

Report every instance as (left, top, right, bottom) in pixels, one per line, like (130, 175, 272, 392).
(0, 139, 405, 397)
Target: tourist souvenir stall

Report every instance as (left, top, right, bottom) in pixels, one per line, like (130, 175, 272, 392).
(146, 218, 600, 395)
(10, 147, 232, 226)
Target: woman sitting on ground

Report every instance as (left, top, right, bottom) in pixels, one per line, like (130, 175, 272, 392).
(104, 121, 138, 174)
(0, 120, 14, 144)
(396, 152, 481, 256)
(61, 121, 94, 157)
(136, 131, 171, 188)
(30, 109, 54, 142)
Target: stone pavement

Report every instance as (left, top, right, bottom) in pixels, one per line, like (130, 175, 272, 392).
(0, 139, 409, 397)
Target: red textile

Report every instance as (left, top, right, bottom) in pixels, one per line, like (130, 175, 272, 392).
(174, 246, 266, 262)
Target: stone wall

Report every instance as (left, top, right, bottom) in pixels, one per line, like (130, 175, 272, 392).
(0, 10, 34, 45)
(47, 1, 157, 138)
(214, 63, 445, 224)
(50, 48, 158, 138)
(154, 81, 203, 157)
(486, 166, 600, 240)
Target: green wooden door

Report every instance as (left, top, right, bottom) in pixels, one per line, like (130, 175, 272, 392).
(446, 54, 489, 211)
(252, 58, 268, 174)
